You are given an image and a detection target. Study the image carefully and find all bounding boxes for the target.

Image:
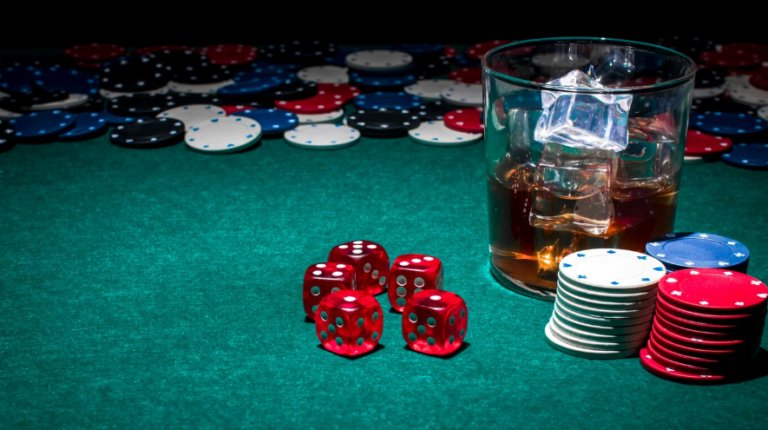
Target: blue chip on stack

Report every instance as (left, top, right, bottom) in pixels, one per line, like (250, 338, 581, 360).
(645, 232, 750, 273)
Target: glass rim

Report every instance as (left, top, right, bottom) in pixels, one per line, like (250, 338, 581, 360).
(481, 37, 697, 94)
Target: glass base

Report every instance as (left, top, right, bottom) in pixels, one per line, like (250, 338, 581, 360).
(490, 262, 556, 302)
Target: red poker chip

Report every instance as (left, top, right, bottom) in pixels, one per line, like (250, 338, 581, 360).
(654, 302, 753, 333)
(654, 313, 760, 341)
(444, 45, 458, 59)
(444, 108, 484, 134)
(134, 45, 193, 56)
(449, 67, 483, 84)
(640, 347, 728, 383)
(275, 93, 345, 114)
(467, 40, 512, 60)
(721, 43, 768, 62)
(685, 130, 732, 155)
(652, 328, 758, 359)
(316, 83, 361, 102)
(657, 296, 763, 324)
(649, 334, 732, 367)
(64, 43, 126, 62)
(221, 105, 262, 115)
(659, 269, 767, 314)
(73, 60, 103, 69)
(200, 44, 258, 65)
(653, 317, 756, 349)
(647, 341, 725, 373)
(749, 68, 768, 91)
(699, 50, 761, 69)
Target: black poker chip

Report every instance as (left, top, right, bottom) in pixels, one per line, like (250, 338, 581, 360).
(172, 62, 232, 84)
(262, 41, 338, 65)
(415, 101, 456, 121)
(347, 108, 421, 137)
(107, 94, 177, 117)
(0, 119, 15, 153)
(695, 68, 726, 89)
(692, 96, 756, 115)
(413, 55, 452, 79)
(110, 117, 184, 148)
(66, 96, 105, 113)
(148, 50, 208, 70)
(168, 92, 223, 107)
(100, 56, 171, 92)
(251, 80, 318, 102)
(0, 89, 70, 113)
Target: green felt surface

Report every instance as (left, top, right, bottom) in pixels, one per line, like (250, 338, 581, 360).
(1, 130, 768, 429)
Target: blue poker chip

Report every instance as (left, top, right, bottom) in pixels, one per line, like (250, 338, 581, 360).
(353, 92, 423, 110)
(350, 72, 416, 89)
(645, 232, 750, 273)
(59, 111, 108, 141)
(248, 61, 302, 73)
(9, 110, 75, 141)
(452, 54, 481, 68)
(101, 109, 141, 125)
(34, 67, 99, 96)
(231, 108, 298, 136)
(0, 66, 38, 94)
(217, 76, 286, 96)
(722, 143, 768, 170)
(690, 112, 766, 136)
(233, 69, 296, 84)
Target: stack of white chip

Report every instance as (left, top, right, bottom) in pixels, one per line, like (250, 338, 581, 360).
(545, 248, 666, 360)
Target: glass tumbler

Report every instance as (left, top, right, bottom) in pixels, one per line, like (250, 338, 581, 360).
(482, 38, 696, 300)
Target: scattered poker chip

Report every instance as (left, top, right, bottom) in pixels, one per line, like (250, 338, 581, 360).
(27, 93, 89, 111)
(721, 43, 768, 61)
(111, 117, 185, 148)
(251, 80, 318, 102)
(9, 110, 75, 141)
(169, 93, 223, 107)
(658, 269, 767, 316)
(444, 46, 457, 59)
(690, 112, 766, 136)
(692, 94, 755, 115)
(58, 111, 107, 141)
(295, 109, 344, 124)
(64, 43, 126, 62)
(729, 82, 768, 107)
(345, 50, 413, 73)
(723, 74, 751, 92)
(346, 108, 421, 137)
(404, 79, 453, 101)
(200, 44, 258, 66)
(684, 130, 732, 156)
(101, 110, 141, 125)
(695, 68, 726, 89)
(316, 83, 360, 102)
(262, 41, 337, 65)
(692, 86, 725, 99)
(99, 85, 170, 100)
(0, 119, 15, 152)
(759, 106, 768, 122)
(283, 124, 360, 150)
(100, 56, 170, 92)
(640, 347, 727, 383)
(412, 55, 452, 80)
(353, 92, 423, 110)
(185, 116, 262, 153)
(349, 72, 416, 90)
(544, 323, 641, 360)
(449, 67, 483, 84)
(134, 45, 193, 56)
(249, 61, 303, 73)
(414, 101, 455, 121)
(0, 106, 23, 120)
(156, 104, 226, 131)
(444, 108, 484, 134)
(408, 120, 482, 147)
(172, 62, 232, 84)
(559, 248, 666, 291)
(275, 92, 345, 114)
(388, 44, 443, 59)
(297, 66, 349, 84)
(699, 50, 761, 69)
(221, 103, 263, 115)
(468, 40, 517, 60)
(440, 83, 483, 107)
(452, 54, 480, 69)
(0, 66, 39, 95)
(34, 67, 99, 96)
(169, 80, 234, 95)
(231, 108, 298, 135)
(216, 76, 286, 97)
(749, 68, 768, 91)
(62, 96, 103, 114)
(0, 90, 70, 112)
(108, 94, 177, 117)
(722, 143, 768, 170)
(233, 69, 294, 84)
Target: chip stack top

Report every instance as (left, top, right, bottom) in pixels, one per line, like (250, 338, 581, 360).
(645, 232, 750, 273)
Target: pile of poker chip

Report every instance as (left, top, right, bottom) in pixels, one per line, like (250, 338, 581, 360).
(0, 41, 495, 153)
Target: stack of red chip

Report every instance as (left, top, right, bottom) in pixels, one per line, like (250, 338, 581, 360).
(640, 269, 767, 384)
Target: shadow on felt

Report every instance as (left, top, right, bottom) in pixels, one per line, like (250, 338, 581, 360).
(316, 343, 386, 360)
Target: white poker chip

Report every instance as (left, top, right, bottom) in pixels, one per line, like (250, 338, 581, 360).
(296, 109, 344, 124)
(723, 74, 750, 92)
(729, 82, 768, 107)
(345, 50, 413, 73)
(185, 116, 261, 153)
(552, 312, 650, 343)
(169, 80, 234, 94)
(544, 323, 642, 359)
(555, 300, 654, 328)
(557, 275, 657, 304)
(552, 307, 652, 336)
(156, 104, 226, 130)
(283, 124, 360, 150)
(404, 79, 453, 101)
(684, 155, 708, 164)
(100, 85, 169, 99)
(408, 120, 482, 146)
(28, 93, 89, 111)
(440, 83, 483, 107)
(548, 319, 647, 351)
(692, 86, 725, 99)
(0, 106, 22, 120)
(297, 66, 349, 84)
(758, 106, 768, 122)
(558, 248, 666, 290)
(556, 287, 657, 318)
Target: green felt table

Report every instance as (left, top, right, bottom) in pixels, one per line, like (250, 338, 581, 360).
(1, 121, 768, 428)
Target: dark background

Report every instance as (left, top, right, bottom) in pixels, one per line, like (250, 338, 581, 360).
(2, 9, 766, 49)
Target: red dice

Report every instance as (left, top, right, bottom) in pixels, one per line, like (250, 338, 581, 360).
(315, 290, 384, 356)
(402, 290, 468, 356)
(328, 240, 390, 296)
(302, 262, 357, 320)
(388, 254, 443, 312)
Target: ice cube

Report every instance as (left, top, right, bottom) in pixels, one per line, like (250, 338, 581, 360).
(534, 70, 632, 152)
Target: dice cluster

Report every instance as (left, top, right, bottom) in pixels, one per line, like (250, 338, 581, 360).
(303, 240, 469, 357)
